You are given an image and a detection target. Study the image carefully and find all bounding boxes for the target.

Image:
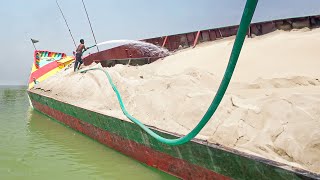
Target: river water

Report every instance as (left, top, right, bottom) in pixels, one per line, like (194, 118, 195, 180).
(0, 86, 176, 180)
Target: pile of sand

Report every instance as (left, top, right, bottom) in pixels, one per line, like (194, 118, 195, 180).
(32, 28, 320, 173)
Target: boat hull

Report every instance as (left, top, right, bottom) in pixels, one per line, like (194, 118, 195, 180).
(27, 91, 319, 180)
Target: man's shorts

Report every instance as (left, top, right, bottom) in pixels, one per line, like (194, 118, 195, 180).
(76, 53, 83, 63)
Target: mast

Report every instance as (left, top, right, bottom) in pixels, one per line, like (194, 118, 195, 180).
(56, 0, 77, 48)
(81, 0, 100, 52)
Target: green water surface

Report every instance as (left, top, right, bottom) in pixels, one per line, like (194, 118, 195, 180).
(0, 86, 177, 180)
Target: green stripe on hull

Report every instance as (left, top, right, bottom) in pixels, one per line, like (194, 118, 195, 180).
(28, 92, 318, 180)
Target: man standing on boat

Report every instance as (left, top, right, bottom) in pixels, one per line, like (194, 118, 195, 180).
(74, 39, 87, 72)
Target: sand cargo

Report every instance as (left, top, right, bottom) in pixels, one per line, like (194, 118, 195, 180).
(27, 13, 320, 180)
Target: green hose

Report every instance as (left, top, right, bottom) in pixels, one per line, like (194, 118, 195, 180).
(80, 0, 258, 145)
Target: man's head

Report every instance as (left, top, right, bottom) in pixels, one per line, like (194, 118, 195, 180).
(80, 39, 84, 44)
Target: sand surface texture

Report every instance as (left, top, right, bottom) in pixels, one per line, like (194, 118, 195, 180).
(32, 28, 320, 173)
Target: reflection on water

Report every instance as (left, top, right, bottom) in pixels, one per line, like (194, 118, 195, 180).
(0, 86, 176, 180)
(1, 86, 26, 103)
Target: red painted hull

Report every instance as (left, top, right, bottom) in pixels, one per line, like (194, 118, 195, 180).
(83, 15, 320, 67)
(31, 100, 229, 180)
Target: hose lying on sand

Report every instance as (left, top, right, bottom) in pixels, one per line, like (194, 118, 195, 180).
(80, 0, 259, 145)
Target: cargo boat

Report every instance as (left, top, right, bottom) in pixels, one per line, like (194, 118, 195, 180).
(27, 15, 320, 179)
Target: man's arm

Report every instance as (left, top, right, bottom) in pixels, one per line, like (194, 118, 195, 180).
(83, 45, 87, 52)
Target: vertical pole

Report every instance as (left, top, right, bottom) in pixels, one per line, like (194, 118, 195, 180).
(56, 0, 77, 48)
(308, 16, 312, 28)
(218, 29, 223, 38)
(162, 36, 168, 47)
(208, 30, 212, 41)
(185, 34, 189, 47)
(248, 25, 252, 38)
(31, 41, 37, 51)
(193, 31, 201, 48)
(81, 0, 100, 52)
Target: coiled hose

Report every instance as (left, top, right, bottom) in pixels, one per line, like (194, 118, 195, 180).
(80, 0, 258, 145)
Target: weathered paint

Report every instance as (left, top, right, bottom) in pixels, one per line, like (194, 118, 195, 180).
(83, 15, 320, 67)
(162, 36, 168, 47)
(30, 99, 229, 180)
(193, 31, 201, 48)
(28, 50, 74, 89)
(83, 44, 166, 66)
(27, 91, 320, 180)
